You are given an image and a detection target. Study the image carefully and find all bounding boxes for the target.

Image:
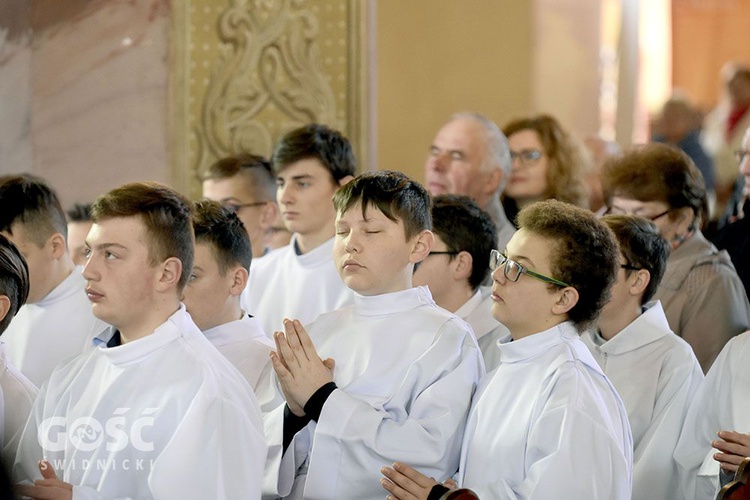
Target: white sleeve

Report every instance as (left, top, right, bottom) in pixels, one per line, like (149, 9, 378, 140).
(148, 392, 266, 500)
(631, 351, 703, 499)
(261, 402, 311, 499)
(303, 323, 482, 497)
(674, 338, 734, 500)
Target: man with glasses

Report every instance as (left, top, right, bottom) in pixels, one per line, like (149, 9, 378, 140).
(382, 199, 632, 500)
(424, 113, 516, 250)
(714, 126, 750, 300)
(201, 153, 290, 258)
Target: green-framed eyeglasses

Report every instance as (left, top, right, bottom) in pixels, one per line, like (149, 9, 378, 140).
(489, 249, 571, 288)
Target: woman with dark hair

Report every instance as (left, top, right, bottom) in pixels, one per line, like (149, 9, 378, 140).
(603, 142, 750, 372)
(501, 114, 590, 225)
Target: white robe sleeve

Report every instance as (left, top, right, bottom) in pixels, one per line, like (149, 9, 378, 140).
(261, 403, 311, 499)
(302, 326, 482, 498)
(674, 337, 736, 500)
(631, 351, 703, 499)
(148, 392, 266, 500)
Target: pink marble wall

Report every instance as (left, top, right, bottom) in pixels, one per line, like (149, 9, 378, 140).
(0, 0, 171, 209)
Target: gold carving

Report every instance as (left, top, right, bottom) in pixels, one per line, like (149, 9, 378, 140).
(170, 0, 370, 198)
(193, 0, 339, 173)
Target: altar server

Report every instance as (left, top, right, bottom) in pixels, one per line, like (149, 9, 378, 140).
(0, 234, 38, 465)
(674, 330, 750, 499)
(0, 175, 106, 386)
(183, 200, 282, 412)
(413, 194, 509, 371)
(13, 182, 266, 500)
(382, 199, 633, 499)
(582, 215, 703, 499)
(243, 124, 356, 335)
(264, 171, 484, 499)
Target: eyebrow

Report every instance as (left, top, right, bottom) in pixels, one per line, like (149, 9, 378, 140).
(506, 250, 535, 267)
(85, 242, 129, 251)
(281, 174, 314, 182)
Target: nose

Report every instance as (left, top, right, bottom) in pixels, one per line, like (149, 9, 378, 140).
(278, 183, 293, 206)
(510, 154, 524, 171)
(491, 265, 506, 285)
(81, 253, 98, 281)
(426, 152, 447, 172)
(344, 231, 360, 253)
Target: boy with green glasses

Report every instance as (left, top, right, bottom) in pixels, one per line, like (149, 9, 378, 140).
(382, 199, 633, 499)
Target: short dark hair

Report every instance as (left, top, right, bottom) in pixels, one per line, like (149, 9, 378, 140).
(91, 182, 194, 291)
(0, 174, 68, 246)
(517, 199, 619, 331)
(66, 203, 93, 223)
(0, 233, 30, 334)
(199, 153, 276, 201)
(333, 171, 432, 241)
(272, 124, 356, 181)
(192, 200, 252, 273)
(601, 214, 670, 305)
(603, 143, 708, 225)
(431, 195, 498, 289)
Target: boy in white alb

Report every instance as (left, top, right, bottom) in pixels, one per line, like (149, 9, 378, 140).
(581, 215, 703, 499)
(183, 200, 282, 412)
(264, 171, 484, 499)
(674, 330, 750, 499)
(382, 200, 633, 500)
(242, 124, 356, 335)
(0, 234, 38, 465)
(0, 175, 107, 386)
(13, 182, 266, 500)
(413, 194, 510, 371)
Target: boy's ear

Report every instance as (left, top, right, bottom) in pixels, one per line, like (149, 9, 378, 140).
(229, 266, 249, 297)
(551, 287, 579, 316)
(451, 251, 473, 282)
(155, 257, 183, 292)
(629, 269, 651, 297)
(0, 295, 11, 325)
(410, 230, 434, 264)
(337, 175, 355, 187)
(49, 233, 67, 260)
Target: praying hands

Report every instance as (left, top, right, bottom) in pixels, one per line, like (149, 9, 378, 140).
(270, 318, 336, 416)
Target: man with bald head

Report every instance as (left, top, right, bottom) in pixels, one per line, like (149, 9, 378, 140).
(424, 112, 515, 249)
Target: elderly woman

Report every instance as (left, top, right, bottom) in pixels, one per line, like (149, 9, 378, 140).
(603, 142, 750, 372)
(501, 114, 590, 225)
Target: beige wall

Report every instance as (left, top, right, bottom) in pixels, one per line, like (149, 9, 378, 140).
(375, 1, 534, 180)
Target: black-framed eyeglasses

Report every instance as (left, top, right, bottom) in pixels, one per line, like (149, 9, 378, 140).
(604, 206, 673, 222)
(489, 249, 571, 287)
(427, 251, 459, 257)
(222, 201, 268, 214)
(509, 148, 543, 167)
(736, 149, 750, 163)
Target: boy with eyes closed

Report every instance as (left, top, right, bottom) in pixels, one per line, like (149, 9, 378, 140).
(263, 171, 483, 500)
